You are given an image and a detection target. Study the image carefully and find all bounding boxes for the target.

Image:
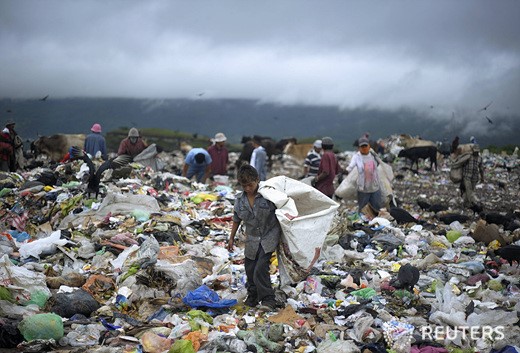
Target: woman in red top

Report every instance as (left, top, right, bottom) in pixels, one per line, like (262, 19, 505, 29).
(313, 136, 341, 198)
(0, 128, 14, 172)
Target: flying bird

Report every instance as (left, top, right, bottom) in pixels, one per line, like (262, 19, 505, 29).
(197, 92, 205, 97)
(477, 101, 493, 112)
(39, 95, 49, 101)
(485, 116, 493, 124)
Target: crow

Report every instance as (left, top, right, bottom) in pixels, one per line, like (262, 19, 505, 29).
(417, 199, 431, 210)
(429, 204, 448, 213)
(39, 95, 49, 101)
(417, 199, 448, 214)
(70, 147, 112, 198)
(437, 213, 470, 224)
(477, 101, 493, 113)
(390, 263, 420, 292)
(485, 116, 493, 124)
(495, 245, 520, 267)
(390, 206, 421, 224)
(479, 211, 510, 227)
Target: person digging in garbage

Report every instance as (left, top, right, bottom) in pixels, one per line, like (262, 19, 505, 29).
(346, 136, 384, 214)
(112, 127, 148, 168)
(460, 144, 484, 209)
(227, 164, 281, 311)
(182, 147, 212, 183)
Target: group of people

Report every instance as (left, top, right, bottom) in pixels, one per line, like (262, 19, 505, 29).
(304, 136, 384, 214)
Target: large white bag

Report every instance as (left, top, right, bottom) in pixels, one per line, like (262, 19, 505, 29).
(259, 176, 339, 285)
(335, 161, 394, 206)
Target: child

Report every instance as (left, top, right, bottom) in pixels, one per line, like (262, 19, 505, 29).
(227, 164, 281, 310)
(346, 136, 383, 213)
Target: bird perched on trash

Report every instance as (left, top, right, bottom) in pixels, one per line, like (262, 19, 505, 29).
(390, 206, 423, 224)
(390, 263, 420, 292)
(70, 146, 112, 198)
(417, 199, 448, 213)
(494, 245, 520, 267)
(437, 213, 470, 224)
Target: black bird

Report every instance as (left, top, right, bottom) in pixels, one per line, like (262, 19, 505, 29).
(429, 204, 448, 213)
(477, 101, 493, 112)
(495, 245, 520, 267)
(437, 213, 470, 224)
(390, 263, 420, 292)
(469, 204, 483, 214)
(70, 147, 112, 198)
(485, 116, 493, 124)
(480, 211, 511, 227)
(40, 95, 49, 101)
(417, 199, 448, 213)
(197, 92, 205, 97)
(417, 199, 431, 210)
(390, 206, 419, 224)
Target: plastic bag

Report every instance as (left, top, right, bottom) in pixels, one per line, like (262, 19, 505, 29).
(18, 313, 64, 341)
(0, 254, 51, 307)
(182, 285, 237, 308)
(18, 230, 68, 259)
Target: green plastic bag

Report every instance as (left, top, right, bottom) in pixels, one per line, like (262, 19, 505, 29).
(18, 313, 64, 341)
(446, 230, 462, 243)
(168, 339, 195, 353)
(26, 290, 50, 308)
(350, 287, 376, 299)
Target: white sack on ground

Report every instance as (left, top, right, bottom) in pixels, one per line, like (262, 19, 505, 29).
(258, 176, 339, 285)
(134, 144, 165, 171)
(59, 192, 161, 229)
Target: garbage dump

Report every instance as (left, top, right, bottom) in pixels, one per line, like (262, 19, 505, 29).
(0, 145, 519, 352)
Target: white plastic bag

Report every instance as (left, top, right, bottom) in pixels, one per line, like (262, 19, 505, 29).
(18, 230, 68, 260)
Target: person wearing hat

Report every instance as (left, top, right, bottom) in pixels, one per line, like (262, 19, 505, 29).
(84, 123, 107, 160)
(207, 132, 229, 177)
(4, 119, 24, 171)
(182, 147, 212, 183)
(460, 144, 484, 209)
(113, 127, 148, 168)
(303, 139, 322, 177)
(346, 136, 384, 214)
(312, 137, 341, 198)
(0, 126, 14, 172)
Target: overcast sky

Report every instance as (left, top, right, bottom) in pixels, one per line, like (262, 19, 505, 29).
(1, 0, 519, 123)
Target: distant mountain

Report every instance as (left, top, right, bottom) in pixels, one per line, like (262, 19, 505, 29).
(1, 97, 518, 151)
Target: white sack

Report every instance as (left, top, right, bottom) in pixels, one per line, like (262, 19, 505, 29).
(258, 176, 339, 285)
(335, 161, 394, 206)
(59, 192, 161, 229)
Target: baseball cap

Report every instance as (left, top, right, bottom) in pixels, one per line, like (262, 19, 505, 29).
(358, 137, 370, 146)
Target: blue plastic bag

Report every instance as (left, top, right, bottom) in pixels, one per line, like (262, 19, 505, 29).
(182, 285, 237, 308)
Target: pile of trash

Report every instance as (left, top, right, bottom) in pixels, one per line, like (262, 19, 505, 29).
(1, 147, 519, 353)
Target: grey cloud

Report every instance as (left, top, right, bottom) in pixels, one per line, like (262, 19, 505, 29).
(1, 0, 519, 129)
